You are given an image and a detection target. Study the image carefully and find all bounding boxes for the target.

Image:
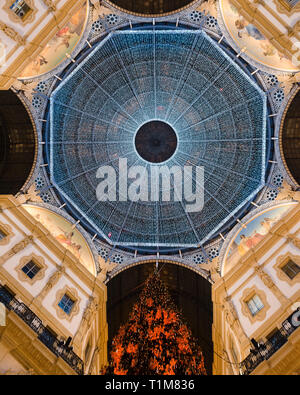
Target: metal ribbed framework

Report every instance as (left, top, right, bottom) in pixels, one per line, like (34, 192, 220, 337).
(50, 30, 266, 248)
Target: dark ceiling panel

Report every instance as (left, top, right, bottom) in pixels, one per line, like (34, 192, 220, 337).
(107, 0, 195, 15)
(0, 90, 36, 195)
(282, 90, 300, 186)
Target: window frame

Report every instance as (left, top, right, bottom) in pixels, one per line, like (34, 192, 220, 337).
(21, 259, 41, 280)
(16, 253, 46, 285)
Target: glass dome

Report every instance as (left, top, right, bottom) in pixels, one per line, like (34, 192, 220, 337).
(49, 30, 267, 248)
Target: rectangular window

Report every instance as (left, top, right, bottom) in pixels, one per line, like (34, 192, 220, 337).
(21, 260, 41, 279)
(284, 0, 300, 7)
(247, 295, 264, 316)
(10, 0, 32, 20)
(0, 229, 6, 240)
(281, 260, 300, 279)
(58, 294, 75, 315)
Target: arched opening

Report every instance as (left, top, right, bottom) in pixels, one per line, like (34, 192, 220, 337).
(106, 262, 213, 374)
(0, 90, 36, 194)
(106, 0, 197, 16)
(281, 89, 300, 186)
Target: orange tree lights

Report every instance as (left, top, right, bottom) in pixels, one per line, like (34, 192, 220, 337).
(103, 273, 206, 375)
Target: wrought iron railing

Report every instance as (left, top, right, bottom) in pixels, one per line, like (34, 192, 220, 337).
(240, 309, 300, 375)
(0, 285, 84, 375)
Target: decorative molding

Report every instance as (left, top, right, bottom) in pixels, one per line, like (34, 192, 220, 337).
(240, 285, 270, 324)
(0, 21, 26, 45)
(223, 295, 250, 345)
(90, 0, 102, 18)
(0, 235, 34, 266)
(16, 184, 43, 204)
(53, 285, 81, 322)
(40, 0, 56, 12)
(73, 296, 98, 345)
(35, 266, 65, 304)
(274, 0, 300, 16)
(254, 264, 289, 305)
(16, 253, 47, 285)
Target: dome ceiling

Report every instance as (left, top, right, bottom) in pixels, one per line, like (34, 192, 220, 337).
(49, 30, 267, 249)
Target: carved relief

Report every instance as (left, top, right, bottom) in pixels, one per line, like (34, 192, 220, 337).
(223, 296, 249, 345)
(90, 0, 102, 18)
(254, 265, 289, 305)
(0, 235, 34, 265)
(73, 296, 99, 345)
(16, 184, 43, 204)
(276, 181, 300, 201)
(41, 0, 56, 12)
(35, 266, 65, 303)
(0, 22, 26, 45)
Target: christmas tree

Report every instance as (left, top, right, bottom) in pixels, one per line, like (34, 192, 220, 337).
(103, 272, 206, 375)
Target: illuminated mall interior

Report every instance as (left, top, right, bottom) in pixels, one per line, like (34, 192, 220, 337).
(0, 0, 299, 375)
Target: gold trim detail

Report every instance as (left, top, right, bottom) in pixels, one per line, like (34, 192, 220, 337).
(274, 0, 300, 16)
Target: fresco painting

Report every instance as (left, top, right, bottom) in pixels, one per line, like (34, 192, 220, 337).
(220, 0, 300, 73)
(20, 5, 87, 78)
(23, 204, 96, 275)
(223, 202, 298, 274)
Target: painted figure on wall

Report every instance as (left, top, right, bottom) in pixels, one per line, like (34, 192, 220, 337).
(20, 5, 87, 78)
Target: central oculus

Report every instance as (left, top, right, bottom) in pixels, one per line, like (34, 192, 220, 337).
(135, 120, 178, 163)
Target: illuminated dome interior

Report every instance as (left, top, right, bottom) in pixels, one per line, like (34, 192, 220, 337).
(49, 30, 266, 249)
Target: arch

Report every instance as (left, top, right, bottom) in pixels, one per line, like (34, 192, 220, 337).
(280, 88, 300, 187)
(105, 0, 199, 17)
(0, 90, 37, 195)
(106, 261, 213, 374)
(106, 256, 212, 283)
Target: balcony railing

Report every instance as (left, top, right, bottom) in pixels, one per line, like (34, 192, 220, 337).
(240, 309, 300, 375)
(0, 285, 84, 375)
